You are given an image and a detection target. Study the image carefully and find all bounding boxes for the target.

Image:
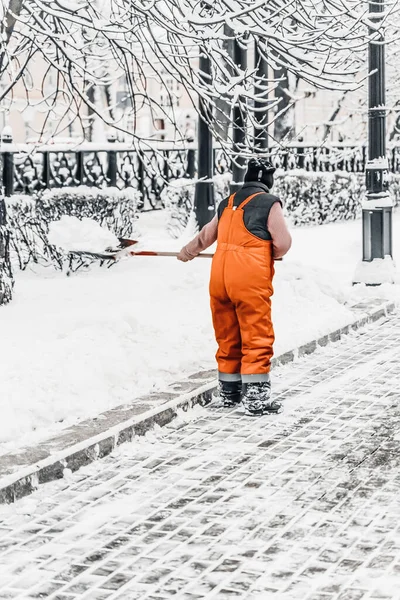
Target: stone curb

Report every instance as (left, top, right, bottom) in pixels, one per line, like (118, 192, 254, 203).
(0, 299, 396, 504)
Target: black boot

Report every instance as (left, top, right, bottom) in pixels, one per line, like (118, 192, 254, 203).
(217, 380, 242, 408)
(242, 381, 282, 416)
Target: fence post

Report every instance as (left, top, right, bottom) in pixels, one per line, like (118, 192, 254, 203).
(106, 134, 117, 187)
(1, 127, 14, 197)
(312, 147, 318, 171)
(186, 136, 195, 178)
(337, 151, 344, 172)
(163, 150, 169, 182)
(296, 137, 305, 169)
(137, 153, 145, 208)
(42, 152, 51, 189)
(76, 151, 84, 185)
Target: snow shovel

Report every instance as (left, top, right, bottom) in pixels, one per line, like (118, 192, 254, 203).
(110, 239, 214, 259)
(67, 238, 214, 274)
(126, 250, 214, 258)
(125, 250, 282, 260)
(111, 238, 281, 260)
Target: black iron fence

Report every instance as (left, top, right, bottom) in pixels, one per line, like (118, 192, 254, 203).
(2, 139, 400, 209)
(1, 140, 199, 210)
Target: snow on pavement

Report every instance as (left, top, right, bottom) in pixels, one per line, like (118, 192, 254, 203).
(0, 209, 399, 452)
(1, 317, 400, 599)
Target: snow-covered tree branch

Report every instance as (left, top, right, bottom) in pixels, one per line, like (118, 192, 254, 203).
(2, 0, 399, 151)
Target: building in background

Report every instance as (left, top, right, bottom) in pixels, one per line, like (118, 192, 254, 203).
(2, 49, 395, 148)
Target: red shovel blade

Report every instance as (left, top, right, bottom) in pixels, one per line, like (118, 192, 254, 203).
(118, 238, 139, 248)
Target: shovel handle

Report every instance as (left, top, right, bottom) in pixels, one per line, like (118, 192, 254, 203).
(129, 251, 214, 258)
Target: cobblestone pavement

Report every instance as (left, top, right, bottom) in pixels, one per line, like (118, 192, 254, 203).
(1, 314, 400, 600)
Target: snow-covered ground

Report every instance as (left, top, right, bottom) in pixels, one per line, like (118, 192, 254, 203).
(0, 209, 399, 454)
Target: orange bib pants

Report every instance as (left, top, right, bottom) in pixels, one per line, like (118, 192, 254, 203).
(209, 193, 275, 382)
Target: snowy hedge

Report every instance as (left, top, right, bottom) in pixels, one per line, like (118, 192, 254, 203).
(275, 170, 363, 226)
(161, 173, 231, 238)
(7, 186, 141, 270)
(6, 194, 64, 270)
(161, 170, 400, 237)
(274, 170, 400, 225)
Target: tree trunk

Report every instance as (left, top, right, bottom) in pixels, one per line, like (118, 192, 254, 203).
(0, 0, 24, 74)
(273, 66, 293, 141)
(323, 92, 348, 140)
(0, 1, 19, 304)
(5, 0, 24, 43)
(86, 83, 95, 141)
(214, 25, 235, 142)
(104, 83, 114, 122)
(0, 195, 13, 305)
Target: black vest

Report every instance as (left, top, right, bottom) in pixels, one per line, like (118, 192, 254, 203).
(217, 182, 281, 241)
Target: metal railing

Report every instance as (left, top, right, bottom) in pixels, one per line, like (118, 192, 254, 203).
(0, 138, 198, 210)
(2, 138, 400, 209)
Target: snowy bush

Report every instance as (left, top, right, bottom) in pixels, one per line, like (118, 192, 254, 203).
(161, 178, 195, 239)
(38, 186, 140, 239)
(161, 173, 231, 239)
(161, 170, 400, 237)
(275, 170, 362, 226)
(388, 174, 400, 207)
(6, 194, 64, 270)
(279, 171, 400, 226)
(7, 186, 140, 270)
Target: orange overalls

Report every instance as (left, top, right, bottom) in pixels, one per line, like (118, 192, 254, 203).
(209, 192, 275, 379)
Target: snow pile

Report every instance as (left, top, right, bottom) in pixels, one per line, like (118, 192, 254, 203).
(39, 186, 140, 241)
(353, 256, 398, 286)
(273, 261, 353, 354)
(48, 216, 119, 253)
(7, 186, 140, 271)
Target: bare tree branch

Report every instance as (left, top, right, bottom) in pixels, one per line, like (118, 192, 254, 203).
(1, 0, 399, 153)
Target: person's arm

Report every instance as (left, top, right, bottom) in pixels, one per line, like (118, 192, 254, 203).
(267, 202, 292, 259)
(177, 214, 218, 262)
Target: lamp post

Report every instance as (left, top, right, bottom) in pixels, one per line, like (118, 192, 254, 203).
(193, 48, 215, 230)
(354, 0, 394, 285)
(230, 37, 248, 192)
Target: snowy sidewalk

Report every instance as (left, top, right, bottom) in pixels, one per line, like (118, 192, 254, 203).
(0, 297, 392, 504)
(1, 312, 400, 599)
(2, 208, 400, 456)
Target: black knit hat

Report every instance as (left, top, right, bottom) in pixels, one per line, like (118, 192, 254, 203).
(244, 158, 276, 188)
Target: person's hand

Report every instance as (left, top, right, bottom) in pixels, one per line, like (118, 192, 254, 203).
(177, 248, 190, 262)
